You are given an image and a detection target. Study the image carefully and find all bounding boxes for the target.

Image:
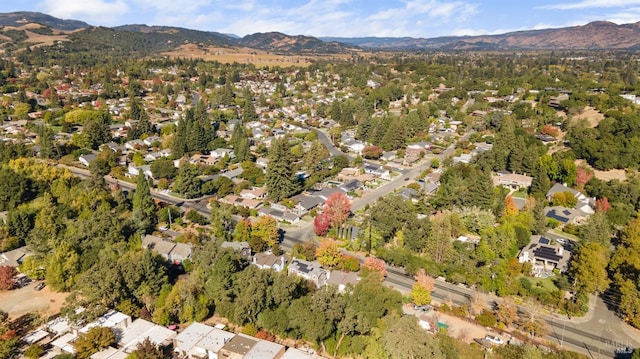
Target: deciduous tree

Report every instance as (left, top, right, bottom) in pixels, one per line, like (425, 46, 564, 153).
(324, 192, 351, 229)
(313, 213, 330, 236)
(316, 240, 342, 269)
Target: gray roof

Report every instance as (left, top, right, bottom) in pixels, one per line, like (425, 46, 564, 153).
(547, 183, 580, 198)
(292, 194, 324, 210)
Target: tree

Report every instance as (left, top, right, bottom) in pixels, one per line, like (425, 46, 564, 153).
(132, 173, 157, 234)
(410, 283, 432, 305)
(173, 162, 202, 199)
(126, 337, 162, 359)
(251, 215, 279, 248)
(0, 266, 15, 290)
(150, 157, 177, 180)
(302, 141, 330, 172)
(362, 257, 387, 278)
(265, 138, 299, 201)
(74, 326, 116, 359)
(316, 240, 342, 269)
(381, 315, 444, 359)
(570, 242, 610, 294)
(313, 213, 330, 236)
(323, 192, 351, 229)
(24, 344, 44, 359)
(495, 298, 518, 326)
(362, 145, 383, 160)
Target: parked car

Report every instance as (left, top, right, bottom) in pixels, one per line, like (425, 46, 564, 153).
(485, 335, 504, 345)
(34, 282, 46, 291)
(414, 304, 433, 313)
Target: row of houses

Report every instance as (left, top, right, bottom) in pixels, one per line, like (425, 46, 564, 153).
(24, 310, 321, 359)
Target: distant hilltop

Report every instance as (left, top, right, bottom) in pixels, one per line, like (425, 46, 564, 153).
(2, 11, 640, 52)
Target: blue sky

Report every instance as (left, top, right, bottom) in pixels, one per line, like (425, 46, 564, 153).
(3, 0, 640, 37)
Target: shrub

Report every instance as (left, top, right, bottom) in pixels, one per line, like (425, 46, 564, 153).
(475, 309, 497, 327)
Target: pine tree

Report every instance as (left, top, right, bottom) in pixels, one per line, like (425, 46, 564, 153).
(171, 116, 188, 158)
(173, 162, 202, 199)
(231, 126, 250, 162)
(266, 138, 299, 201)
(132, 173, 157, 234)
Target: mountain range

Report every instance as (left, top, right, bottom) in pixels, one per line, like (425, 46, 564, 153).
(2, 11, 640, 53)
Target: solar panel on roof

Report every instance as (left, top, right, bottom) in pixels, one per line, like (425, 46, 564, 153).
(539, 237, 550, 245)
(533, 246, 562, 262)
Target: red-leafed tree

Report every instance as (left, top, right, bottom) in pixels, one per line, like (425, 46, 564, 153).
(0, 266, 16, 290)
(313, 213, 330, 236)
(576, 166, 593, 188)
(541, 124, 560, 138)
(595, 197, 610, 213)
(323, 192, 351, 229)
(362, 257, 387, 278)
(362, 145, 383, 160)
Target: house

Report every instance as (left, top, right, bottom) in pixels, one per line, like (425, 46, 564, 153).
(142, 235, 192, 264)
(115, 318, 176, 355)
(221, 195, 262, 210)
(313, 187, 343, 201)
(221, 241, 252, 259)
(240, 188, 267, 200)
(0, 246, 33, 267)
(326, 270, 360, 293)
(102, 141, 124, 153)
(124, 139, 145, 151)
(452, 153, 473, 164)
(518, 235, 572, 274)
(256, 157, 269, 168)
(252, 252, 286, 272)
(339, 179, 363, 193)
(546, 183, 594, 214)
(191, 328, 236, 359)
(218, 333, 285, 359)
(258, 207, 300, 223)
(128, 164, 154, 179)
(346, 141, 365, 154)
(211, 148, 236, 160)
(288, 259, 328, 287)
(282, 348, 324, 359)
(545, 206, 590, 226)
(143, 136, 162, 146)
(399, 188, 418, 202)
(291, 194, 324, 214)
(492, 172, 533, 189)
(221, 167, 244, 181)
(79, 153, 97, 167)
(174, 322, 234, 359)
(337, 167, 360, 179)
(380, 151, 397, 162)
(363, 163, 390, 179)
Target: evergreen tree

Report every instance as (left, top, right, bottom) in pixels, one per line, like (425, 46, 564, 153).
(266, 138, 299, 201)
(231, 125, 250, 162)
(84, 112, 112, 150)
(171, 116, 188, 158)
(132, 173, 157, 234)
(173, 162, 202, 199)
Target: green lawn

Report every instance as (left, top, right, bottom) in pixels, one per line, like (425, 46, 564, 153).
(527, 277, 558, 293)
(512, 189, 528, 198)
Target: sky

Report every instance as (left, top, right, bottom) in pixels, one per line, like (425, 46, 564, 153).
(3, 0, 640, 38)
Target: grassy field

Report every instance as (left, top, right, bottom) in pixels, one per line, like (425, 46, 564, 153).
(162, 44, 355, 67)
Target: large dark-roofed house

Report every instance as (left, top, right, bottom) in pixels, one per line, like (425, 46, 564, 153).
(518, 235, 572, 276)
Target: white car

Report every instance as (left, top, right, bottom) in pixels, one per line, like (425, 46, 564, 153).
(485, 335, 504, 345)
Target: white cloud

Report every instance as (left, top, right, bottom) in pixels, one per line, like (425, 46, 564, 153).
(38, 0, 129, 23)
(539, 0, 640, 10)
